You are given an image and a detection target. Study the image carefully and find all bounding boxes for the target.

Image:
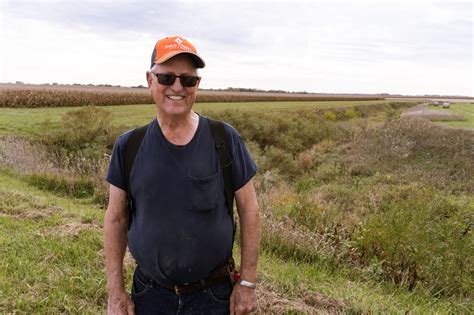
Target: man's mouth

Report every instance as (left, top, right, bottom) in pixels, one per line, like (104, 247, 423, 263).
(166, 95, 185, 101)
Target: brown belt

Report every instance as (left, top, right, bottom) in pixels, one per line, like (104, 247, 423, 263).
(138, 262, 233, 295)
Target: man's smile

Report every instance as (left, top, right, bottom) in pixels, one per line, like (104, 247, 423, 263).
(166, 95, 185, 101)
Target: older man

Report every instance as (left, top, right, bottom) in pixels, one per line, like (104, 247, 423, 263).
(104, 36, 260, 315)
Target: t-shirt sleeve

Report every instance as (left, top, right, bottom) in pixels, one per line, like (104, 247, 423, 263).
(105, 131, 132, 191)
(224, 123, 258, 192)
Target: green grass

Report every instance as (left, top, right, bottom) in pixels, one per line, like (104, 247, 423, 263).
(0, 100, 398, 136)
(0, 167, 471, 313)
(257, 252, 472, 313)
(430, 103, 474, 128)
(0, 168, 107, 313)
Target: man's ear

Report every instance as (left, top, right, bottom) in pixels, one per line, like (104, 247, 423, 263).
(146, 71, 153, 88)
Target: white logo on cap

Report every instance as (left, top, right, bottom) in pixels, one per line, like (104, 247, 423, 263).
(174, 37, 184, 45)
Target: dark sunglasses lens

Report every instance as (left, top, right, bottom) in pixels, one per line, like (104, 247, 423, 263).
(157, 74, 176, 85)
(180, 76, 199, 87)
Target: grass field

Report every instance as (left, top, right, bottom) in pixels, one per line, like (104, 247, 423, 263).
(1, 100, 473, 313)
(429, 103, 474, 128)
(0, 100, 401, 136)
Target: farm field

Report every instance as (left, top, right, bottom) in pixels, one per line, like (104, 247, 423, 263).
(0, 99, 473, 313)
(429, 103, 474, 128)
(0, 84, 385, 108)
(0, 100, 406, 136)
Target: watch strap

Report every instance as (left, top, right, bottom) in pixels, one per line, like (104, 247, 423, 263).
(237, 279, 257, 289)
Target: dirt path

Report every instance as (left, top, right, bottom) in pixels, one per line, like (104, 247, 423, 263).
(400, 103, 461, 119)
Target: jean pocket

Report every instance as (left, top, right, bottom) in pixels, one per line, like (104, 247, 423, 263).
(207, 279, 232, 303)
(131, 268, 152, 298)
(190, 172, 219, 211)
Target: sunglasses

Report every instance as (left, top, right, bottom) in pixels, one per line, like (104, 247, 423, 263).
(152, 73, 200, 87)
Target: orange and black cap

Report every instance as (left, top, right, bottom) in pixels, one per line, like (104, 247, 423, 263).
(150, 36, 205, 69)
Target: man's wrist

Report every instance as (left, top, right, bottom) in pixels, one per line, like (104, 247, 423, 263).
(106, 282, 126, 294)
(237, 279, 257, 289)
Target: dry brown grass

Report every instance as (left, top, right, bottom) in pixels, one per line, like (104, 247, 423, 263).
(39, 222, 99, 238)
(344, 116, 474, 193)
(0, 85, 384, 108)
(256, 285, 346, 314)
(0, 136, 58, 174)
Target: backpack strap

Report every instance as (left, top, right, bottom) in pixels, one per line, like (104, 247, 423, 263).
(208, 118, 236, 243)
(123, 123, 149, 230)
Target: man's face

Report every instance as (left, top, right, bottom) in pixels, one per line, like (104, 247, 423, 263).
(147, 55, 200, 118)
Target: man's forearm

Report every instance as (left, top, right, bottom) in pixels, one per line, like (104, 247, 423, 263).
(104, 209, 129, 292)
(239, 208, 261, 282)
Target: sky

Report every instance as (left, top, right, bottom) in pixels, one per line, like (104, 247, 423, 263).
(0, 0, 472, 96)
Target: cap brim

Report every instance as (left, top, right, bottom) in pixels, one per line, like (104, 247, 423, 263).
(154, 51, 205, 68)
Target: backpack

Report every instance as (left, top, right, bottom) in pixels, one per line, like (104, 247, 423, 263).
(122, 118, 236, 241)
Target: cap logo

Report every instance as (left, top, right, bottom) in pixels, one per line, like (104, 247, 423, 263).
(152, 35, 205, 68)
(162, 37, 193, 52)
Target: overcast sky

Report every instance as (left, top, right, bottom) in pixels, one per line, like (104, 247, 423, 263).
(0, 0, 472, 96)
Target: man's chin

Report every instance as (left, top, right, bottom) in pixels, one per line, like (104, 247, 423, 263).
(160, 106, 191, 117)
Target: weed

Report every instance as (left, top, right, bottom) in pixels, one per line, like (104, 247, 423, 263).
(355, 187, 473, 296)
(25, 173, 95, 198)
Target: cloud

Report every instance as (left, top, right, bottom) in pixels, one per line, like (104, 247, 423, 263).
(1, 1, 472, 95)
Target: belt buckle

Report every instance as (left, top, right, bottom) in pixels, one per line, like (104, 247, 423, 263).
(174, 285, 180, 295)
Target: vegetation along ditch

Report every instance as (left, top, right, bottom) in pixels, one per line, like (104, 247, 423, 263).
(0, 101, 472, 312)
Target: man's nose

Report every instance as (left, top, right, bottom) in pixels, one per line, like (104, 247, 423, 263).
(169, 76, 184, 91)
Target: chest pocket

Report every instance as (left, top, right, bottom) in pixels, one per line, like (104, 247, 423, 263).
(189, 172, 220, 211)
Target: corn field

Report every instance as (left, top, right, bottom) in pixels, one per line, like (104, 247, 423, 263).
(0, 87, 383, 108)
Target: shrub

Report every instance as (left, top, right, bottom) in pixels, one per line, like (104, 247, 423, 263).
(297, 139, 336, 172)
(345, 108, 360, 119)
(59, 106, 113, 148)
(355, 187, 473, 296)
(41, 106, 125, 169)
(324, 111, 337, 121)
(260, 146, 297, 178)
(384, 108, 399, 121)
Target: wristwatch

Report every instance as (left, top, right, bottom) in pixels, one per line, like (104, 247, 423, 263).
(237, 279, 257, 289)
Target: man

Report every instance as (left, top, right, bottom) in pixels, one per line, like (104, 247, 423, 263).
(104, 35, 260, 315)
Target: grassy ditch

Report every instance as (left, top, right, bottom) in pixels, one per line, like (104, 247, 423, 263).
(0, 168, 471, 313)
(0, 101, 473, 312)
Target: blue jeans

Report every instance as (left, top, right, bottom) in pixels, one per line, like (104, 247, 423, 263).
(131, 267, 233, 315)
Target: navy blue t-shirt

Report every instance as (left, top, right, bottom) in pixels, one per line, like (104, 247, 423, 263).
(106, 115, 257, 285)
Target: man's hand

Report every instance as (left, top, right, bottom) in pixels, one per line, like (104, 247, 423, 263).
(107, 289, 135, 315)
(229, 283, 257, 314)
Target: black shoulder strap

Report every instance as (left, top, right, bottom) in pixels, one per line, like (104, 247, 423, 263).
(208, 118, 234, 221)
(124, 123, 149, 229)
